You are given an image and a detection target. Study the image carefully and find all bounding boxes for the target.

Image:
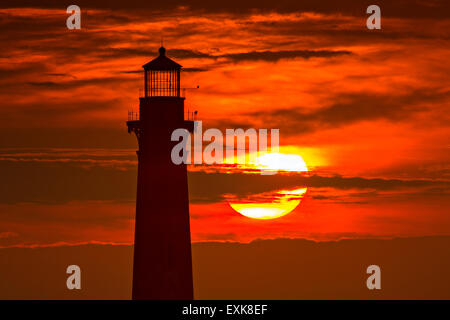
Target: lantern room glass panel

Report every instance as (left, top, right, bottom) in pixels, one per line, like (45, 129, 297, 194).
(145, 69, 180, 97)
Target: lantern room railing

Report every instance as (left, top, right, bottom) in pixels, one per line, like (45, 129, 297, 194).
(128, 109, 197, 121)
(140, 87, 185, 98)
(128, 111, 139, 121)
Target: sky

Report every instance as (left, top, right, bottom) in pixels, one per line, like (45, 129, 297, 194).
(0, 0, 449, 247)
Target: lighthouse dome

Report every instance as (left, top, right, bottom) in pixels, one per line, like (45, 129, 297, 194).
(143, 46, 182, 71)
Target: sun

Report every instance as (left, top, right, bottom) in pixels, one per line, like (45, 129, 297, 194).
(229, 153, 308, 220)
(255, 153, 308, 172)
(230, 188, 307, 219)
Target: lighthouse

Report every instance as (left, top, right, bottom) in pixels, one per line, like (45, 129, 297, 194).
(127, 47, 194, 300)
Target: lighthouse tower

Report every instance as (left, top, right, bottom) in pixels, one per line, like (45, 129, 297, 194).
(127, 47, 194, 300)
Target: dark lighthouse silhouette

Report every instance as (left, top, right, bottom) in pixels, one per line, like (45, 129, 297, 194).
(127, 46, 194, 300)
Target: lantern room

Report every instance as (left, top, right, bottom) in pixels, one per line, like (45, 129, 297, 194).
(143, 46, 182, 97)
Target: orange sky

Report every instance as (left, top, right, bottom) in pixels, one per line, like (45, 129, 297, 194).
(0, 1, 449, 247)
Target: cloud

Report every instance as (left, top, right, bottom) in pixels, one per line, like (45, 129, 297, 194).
(182, 67, 210, 72)
(0, 150, 447, 205)
(0, 232, 18, 239)
(24, 76, 128, 90)
(0, 128, 136, 149)
(1, 0, 449, 19)
(169, 49, 215, 59)
(93, 47, 351, 64)
(0, 98, 128, 129)
(2, 237, 450, 298)
(222, 89, 450, 135)
(0, 155, 137, 204)
(221, 50, 352, 62)
(188, 170, 449, 203)
(0, 63, 49, 82)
